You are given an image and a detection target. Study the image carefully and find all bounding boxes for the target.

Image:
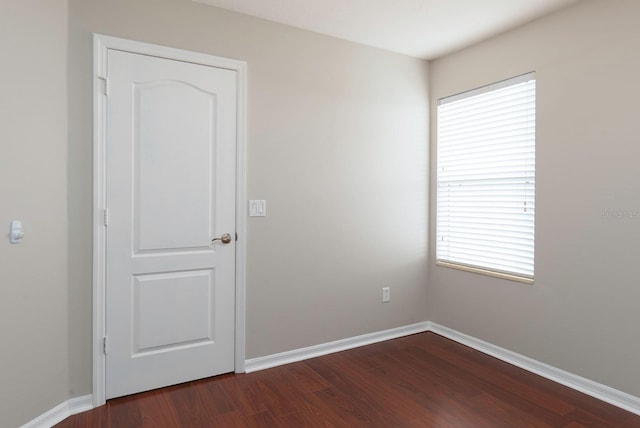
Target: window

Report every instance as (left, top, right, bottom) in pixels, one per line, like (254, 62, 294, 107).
(436, 72, 536, 283)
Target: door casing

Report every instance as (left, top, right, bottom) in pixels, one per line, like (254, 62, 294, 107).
(92, 34, 247, 407)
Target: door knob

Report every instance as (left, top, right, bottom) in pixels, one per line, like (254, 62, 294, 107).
(212, 233, 232, 244)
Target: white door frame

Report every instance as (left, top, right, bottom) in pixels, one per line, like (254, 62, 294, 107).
(92, 34, 247, 407)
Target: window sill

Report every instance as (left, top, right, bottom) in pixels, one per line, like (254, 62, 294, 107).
(436, 261, 533, 285)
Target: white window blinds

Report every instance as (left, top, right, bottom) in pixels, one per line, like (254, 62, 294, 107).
(436, 72, 536, 281)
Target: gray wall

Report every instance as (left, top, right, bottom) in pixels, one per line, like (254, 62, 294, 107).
(429, 0, 640, 397)
(0, 1, 70, 427)
(67, 0, 429, 405)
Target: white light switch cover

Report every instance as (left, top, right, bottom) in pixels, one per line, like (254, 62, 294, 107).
(249, 200, 266, 217)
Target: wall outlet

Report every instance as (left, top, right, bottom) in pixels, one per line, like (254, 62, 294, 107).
(382, 287, 390, 303)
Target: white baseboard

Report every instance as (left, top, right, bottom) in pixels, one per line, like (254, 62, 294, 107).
(427, 322, 640, 416)
(21, 394, 93, 428)
(245, 321, 430, 372)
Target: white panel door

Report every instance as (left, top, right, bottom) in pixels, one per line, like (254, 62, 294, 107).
(105, 49, 237, 399)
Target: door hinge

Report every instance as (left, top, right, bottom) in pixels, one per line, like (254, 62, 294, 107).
(103, 337, 107, 354)
(98, 76, 109, 96)
(103, 208, 109, 226)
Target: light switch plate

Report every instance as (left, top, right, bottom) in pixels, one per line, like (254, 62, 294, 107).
(249, 200, 266, 217)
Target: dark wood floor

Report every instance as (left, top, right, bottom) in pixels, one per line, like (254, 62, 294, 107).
(57, 332, 640, 427)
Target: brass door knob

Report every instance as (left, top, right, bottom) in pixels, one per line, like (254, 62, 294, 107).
(212, 233, 232, 244)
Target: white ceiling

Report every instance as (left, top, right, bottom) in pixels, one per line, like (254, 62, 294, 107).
(193, 0, 580, 59)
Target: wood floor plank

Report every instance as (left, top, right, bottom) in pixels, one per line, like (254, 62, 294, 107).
(364, 361, 509, 428)
(334, 351, 470, 426)
(318, 350, 470, 426)
(312, 387, 376, 426)
(186, 377, 236, 417)
(413, 336, 576, 415)
(320, 353, 480, 426)
(286, 393, 351, 427)
(55, 332, 640, 427)
(471, 392, 556, 428)
(243, 410, 281, 427)
(134, 391, 180, 427)
(106, 394, 144, 428)
(214, 372, 269, 417)
(206, 411, 249, 428)
(339, 341, 511, 427)
(253, 365, 315, 407)
(250, 378, 300, 418)
(374, 343, 484, 399)
(305, 355, 428, 426)
(282, 361, 331, 393)
(162, 379, 231, 426)
(402, 340, 573, 426)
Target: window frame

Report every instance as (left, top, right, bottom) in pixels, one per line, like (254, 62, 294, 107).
(435, 72, 536, 284)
